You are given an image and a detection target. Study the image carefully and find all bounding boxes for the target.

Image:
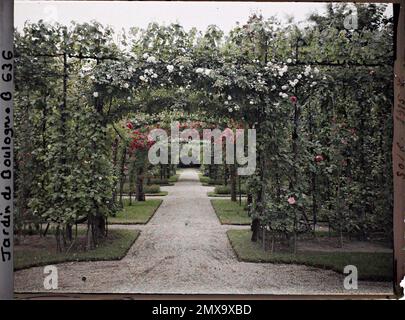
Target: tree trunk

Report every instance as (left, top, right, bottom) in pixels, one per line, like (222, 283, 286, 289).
(247, 193, 253, 206)
(119, 146, 127, 207)
(136, 167, 146, 201)
(251, 218, 260, 242)
(230, 164, 237, 202)
(223, 165, 228, 186)
(111, 137, 120, 204)
(65, 224, 72, 242)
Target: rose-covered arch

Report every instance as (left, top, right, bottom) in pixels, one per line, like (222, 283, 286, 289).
(112, 110, 237, 204)
(14, 12, 391, 257)
(12, 18, 330, 249)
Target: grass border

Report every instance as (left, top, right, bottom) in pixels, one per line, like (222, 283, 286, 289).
(146, 191, 168, 196)
(109, 199, 163, 225)
(226, 229, 393, 282)
(121, 191, 168, 197)
(210, 199, 251, 225)
(207, 191, 247, 198)
(14, 229, 140, 271)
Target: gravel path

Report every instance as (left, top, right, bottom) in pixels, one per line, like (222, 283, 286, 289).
(15, 169, 393, 295)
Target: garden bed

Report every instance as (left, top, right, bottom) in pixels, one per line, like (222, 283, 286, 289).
(109, 199, 163, 224)
(211, 199, 250, 225)
(121, 191, 168, 197)
(227, 229, 393, 281)
(14, 229, 140, 271)
(207, 192, 247, 198)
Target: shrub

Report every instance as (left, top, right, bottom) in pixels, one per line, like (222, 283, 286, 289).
(214, 185, 247, 194)
(199, 175, 210, 184)
(148, 178, 168, 185)
(208, 179, 223, 185)
(144, 184, 161, 194)
(214, 185, 231, 194)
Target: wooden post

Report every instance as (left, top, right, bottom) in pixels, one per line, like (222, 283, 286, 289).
(393, 0, 405, 294)
(0, 0, 14, 300)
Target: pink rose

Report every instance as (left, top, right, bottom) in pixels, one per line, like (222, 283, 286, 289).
(287, 196, 296, 205)
(290, 96, 297, 104)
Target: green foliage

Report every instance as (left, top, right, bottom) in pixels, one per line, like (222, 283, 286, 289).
(14, 4, 393, 252)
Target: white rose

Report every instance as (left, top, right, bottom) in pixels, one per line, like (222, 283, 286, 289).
(204, 69, 211, 76)
(146, 56, 157, 63)
(93, 92, 99, 98)
(167, 65, 174, 73)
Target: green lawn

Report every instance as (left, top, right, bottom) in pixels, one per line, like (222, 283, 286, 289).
(109, 199, 163, 224)
(210, 199, 250, 225)
(227, 229, 393, 281)
(15, 229, 139, 271)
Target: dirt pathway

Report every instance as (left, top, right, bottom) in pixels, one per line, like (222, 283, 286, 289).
(14, 169, 393, 295)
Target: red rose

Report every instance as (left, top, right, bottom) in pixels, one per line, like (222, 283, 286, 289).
(126, 122, 133, 129)
(315, 154, 324, 163)
(290, 96, 297, 104)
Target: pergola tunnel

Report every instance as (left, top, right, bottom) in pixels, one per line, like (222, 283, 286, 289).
(0, 2, 404, 295)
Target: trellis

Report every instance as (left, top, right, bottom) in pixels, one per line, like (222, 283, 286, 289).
(0, 0, 404, 299)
